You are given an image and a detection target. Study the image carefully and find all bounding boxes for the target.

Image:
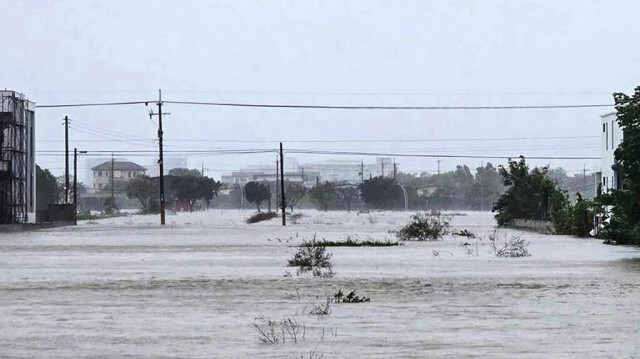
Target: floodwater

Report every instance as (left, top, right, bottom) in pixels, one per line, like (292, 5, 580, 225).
(1, 211, 639, 358)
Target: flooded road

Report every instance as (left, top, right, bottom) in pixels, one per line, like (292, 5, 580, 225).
(1, 211, 639, 358)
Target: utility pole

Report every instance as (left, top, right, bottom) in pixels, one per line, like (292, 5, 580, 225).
(73, 148, 87, 225)
(111, 153, 115, 199)
(360, 161, 364, 182)
(280, 142, 286, 226)
(73, 148, 78, 225)
(275, 157, 279, 214)
(149, 89, 170, 225)
(393, 160, 397, 180)
(381, 161, 384, 177)
(583, 164, 586, 186)
(64, 116, 70, 203)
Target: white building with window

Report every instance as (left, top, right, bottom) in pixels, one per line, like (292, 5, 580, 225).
(91, 161, 147, 190)
(598, 112, 624, 192)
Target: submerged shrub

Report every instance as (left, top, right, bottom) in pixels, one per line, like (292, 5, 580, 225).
(246, 212, 278, 224)
(333, 289, 370, 303)
(395, 212, 451, 241)
(287, 245, 333, 277)
(494, 236, 531, 257)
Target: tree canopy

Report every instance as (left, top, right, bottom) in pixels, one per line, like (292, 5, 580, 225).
(309, 181, 336, 212)
(126, 176, 158, 213)
(492, 157, 567, 226)
(601, 86, 640, 244)
(358, 176, 403, 209)
(244, 181, 271, 212)
(36, 165, 61, 210)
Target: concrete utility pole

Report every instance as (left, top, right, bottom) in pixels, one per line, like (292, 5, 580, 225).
(149, 89, 170, 225)
(73, 148, 87, 225)
(64, 116, 70, 203)
(280, 142, 286, 226)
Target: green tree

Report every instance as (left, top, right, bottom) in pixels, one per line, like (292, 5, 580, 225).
(336, 186, 359, 212)
(309, 181, 336, 212)
(35, 165, 61, 210)
(199, 177, 222, 209)
(125, 176, 158, 213)
(493, 156, 568, 226)
(601, 86, 640, 244)
(285, 183, 306, 212)
(358, 176, 403, 209)
(244, 181, 271, 212)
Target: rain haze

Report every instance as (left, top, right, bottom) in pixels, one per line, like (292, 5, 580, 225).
(2, 1, 640, 178)
(2, 1, 640, 358)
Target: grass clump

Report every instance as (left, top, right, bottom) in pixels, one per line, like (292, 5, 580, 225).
(301, 235, 399, 247)
(395, 211, 451, 241)
(246, 212, 278, 224)
(287, 245, 334, 277)
(333, 289, 370, 303)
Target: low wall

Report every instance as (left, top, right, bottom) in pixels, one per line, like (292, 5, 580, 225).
(507, 219, 554, 234)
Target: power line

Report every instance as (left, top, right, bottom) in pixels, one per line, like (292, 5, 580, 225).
(36, 101, 150, 108)
(33, 98, 614, 110)
(285, 149, 600, 160)
(163, 100, 613, 110)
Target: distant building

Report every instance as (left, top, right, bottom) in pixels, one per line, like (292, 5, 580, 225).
(91, 161, 147, 191)
(220, 157, 396, 187)
(0, 90, 36, 223)
(596, 112, 624, 192)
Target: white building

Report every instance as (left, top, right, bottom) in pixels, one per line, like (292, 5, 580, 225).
(0, 91, 36, 223)
(597, 112, 624, 192)
(91, 161, 147, 190)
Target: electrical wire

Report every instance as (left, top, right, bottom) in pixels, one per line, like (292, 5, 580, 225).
(164, 100, 613, 110)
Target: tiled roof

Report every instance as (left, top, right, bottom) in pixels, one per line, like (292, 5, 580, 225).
(91, 161, 147, 171)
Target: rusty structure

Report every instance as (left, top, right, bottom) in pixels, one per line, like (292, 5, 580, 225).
(0, 90, 36, 224)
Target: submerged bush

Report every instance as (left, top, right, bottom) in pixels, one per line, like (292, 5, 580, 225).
(246, 212, 278, 224)
(287, 245, 334, 277)
(395, 212, 451, 241)
(333, 289, 370, 303)
(494, 236, 531, 257)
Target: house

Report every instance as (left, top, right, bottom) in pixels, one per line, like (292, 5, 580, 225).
(91, 161, 147, 191)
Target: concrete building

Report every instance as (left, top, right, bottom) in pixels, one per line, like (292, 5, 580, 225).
(597, 112, 624, 192)
(91, 161, 147, 191)
(0, 91, 36, 223)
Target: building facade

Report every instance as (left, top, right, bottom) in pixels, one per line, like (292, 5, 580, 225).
(0, 91, 36, 223)
(91, 161, 147, 191)
(598, 112, 623, 192)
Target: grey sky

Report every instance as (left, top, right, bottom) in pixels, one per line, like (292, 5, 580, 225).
(3, 0, 639, 182)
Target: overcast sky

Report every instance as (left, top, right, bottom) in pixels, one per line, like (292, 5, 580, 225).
(3, 0, 640, 183)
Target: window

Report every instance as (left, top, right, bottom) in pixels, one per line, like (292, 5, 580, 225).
(128, 171, 132, 178)
(603, 123, 606, 132)
(611, 121, 614, 149)
(98, 171, 102, 177)
(605, 123, 608, 150)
